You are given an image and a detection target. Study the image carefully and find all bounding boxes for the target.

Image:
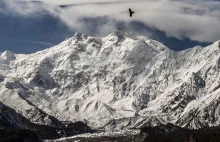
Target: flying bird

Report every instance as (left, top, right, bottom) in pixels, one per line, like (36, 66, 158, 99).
(129, 8, 134, 17)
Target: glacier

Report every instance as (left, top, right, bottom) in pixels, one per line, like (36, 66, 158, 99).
(0, 31, 219, 130)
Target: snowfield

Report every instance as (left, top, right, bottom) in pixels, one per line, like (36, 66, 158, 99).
(0, 31, 220, 130)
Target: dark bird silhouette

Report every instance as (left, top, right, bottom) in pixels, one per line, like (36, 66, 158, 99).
(129, 8, 134, 17)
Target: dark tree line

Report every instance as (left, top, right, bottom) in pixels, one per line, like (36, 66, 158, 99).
(0, 129, 39, 142)
(142, 124, 220, 142)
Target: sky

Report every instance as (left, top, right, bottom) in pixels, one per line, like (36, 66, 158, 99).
(0, 0, 220, 53)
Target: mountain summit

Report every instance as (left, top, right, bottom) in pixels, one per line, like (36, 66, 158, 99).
(0, 31, 219, 130)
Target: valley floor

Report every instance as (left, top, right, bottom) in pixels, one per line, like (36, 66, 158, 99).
(44, 129, 143, 142)
(44, 124, 220, 142)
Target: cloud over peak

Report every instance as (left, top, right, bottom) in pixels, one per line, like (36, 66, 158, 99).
(2, 0, 220, 43)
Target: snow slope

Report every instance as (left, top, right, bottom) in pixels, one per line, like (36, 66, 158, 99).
(0, 31, 220, 130)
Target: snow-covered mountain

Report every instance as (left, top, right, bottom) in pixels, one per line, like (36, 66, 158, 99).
(0, 31, 220, 130)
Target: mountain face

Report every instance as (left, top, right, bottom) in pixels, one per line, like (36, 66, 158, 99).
(0, 102, 31, 130)
(0, 102, 93, 140)
(0, 31, 219, 130)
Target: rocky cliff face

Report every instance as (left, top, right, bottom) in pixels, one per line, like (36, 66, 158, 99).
(0, 31, 219, 130)
(0, 102, 93, 140)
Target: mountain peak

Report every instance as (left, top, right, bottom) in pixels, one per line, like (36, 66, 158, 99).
(107, 30, 139, 40)
(213, 40, 220, 48)
(105, 31, 168, 52)
(1, 50, 16, 60)
(73, 33, 88, 41)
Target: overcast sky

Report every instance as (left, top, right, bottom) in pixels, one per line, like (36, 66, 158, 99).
(1, 0, 220, 45)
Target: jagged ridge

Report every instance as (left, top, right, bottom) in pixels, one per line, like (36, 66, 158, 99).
(0, 31, 220, 130)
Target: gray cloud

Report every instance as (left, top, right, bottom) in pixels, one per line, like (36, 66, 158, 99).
(2, 0, 220, 42)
